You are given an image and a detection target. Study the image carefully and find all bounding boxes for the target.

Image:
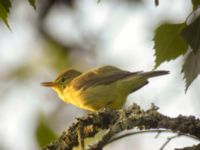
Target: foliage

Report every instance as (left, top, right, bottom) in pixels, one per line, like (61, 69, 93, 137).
(36, 116, 57, 147)
(181, 15, 200, 53)
(0, 0, 36, 27)
(182, 50, 200, 91)
(153, 23, 188, 68)
(28, 0, 36, 10)
(192, 0, 200, 10)
(0, 0, 11, 28)
(153, 0, 200, 91)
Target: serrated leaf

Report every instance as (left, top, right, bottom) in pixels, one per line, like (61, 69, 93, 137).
(182, 50, 200, 91)
(28, 0, 36, 9)
(0, 0, 11, 28)
(36, 116, 57, 147)
(153, 23, 188, 68)
(192, 0, 200, 10)
(181, 15, 200, 53)
(0, 0, 11, 12)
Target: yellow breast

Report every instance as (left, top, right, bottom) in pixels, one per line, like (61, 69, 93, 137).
(63, 81, 128, 111)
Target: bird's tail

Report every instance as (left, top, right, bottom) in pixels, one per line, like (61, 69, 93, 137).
(141, 70, 169, 78)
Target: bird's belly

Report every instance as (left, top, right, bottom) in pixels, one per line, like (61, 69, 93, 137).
(68, 85, 127, 111)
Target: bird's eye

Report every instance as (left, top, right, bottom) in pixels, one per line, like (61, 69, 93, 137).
(61, 78, 65, 82)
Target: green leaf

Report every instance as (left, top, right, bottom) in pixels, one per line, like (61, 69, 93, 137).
(0, 0, 11, 28)
(36, 116, 57, 147)
(182, 50, 200, 91)
(28, 0, 36, 9)
(192, 0, 200, 10)
(153, 23, 188, 68)
(181, 15, 200, 53)
(0, 0, 11, 12)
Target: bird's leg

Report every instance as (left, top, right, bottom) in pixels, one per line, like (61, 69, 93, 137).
(98, 107, 112, 112)
(78, 123, 85, 150)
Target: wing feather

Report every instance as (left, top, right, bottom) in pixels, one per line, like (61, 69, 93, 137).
(70, 66, 142, 90)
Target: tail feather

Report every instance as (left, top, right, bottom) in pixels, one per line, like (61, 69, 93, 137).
(140, 70, 169, 78)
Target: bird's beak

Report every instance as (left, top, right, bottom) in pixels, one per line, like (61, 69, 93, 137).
(40, 82, 57, 87)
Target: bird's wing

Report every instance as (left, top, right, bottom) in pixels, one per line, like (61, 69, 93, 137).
(70, 66, 142, 90)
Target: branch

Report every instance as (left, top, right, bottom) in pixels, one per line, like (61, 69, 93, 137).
(43, 103, 200, 150)
(175, 143, 200, 150)
(37, 0, 100, 55)
(108, 129, 199, 146)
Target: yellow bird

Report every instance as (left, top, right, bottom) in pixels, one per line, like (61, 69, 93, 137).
(41, 66, 169, 111)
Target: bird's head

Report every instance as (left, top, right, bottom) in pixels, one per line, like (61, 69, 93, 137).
(41, 69, 81, 92)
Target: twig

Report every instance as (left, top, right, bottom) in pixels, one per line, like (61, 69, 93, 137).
(108, 129, 171, 145)
(155, 130, 163, 138)
(155, 0, 159, 6)
(78, 124, 85, 150)
(160, 134, 180, 150)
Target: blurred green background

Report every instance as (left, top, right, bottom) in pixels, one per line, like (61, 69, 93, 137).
(0, 0, 199, 149)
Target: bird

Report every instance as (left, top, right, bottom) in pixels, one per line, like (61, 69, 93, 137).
(41, 66, 169, 111)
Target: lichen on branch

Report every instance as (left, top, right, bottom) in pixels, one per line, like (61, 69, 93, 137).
(43, 103, 200, 150)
